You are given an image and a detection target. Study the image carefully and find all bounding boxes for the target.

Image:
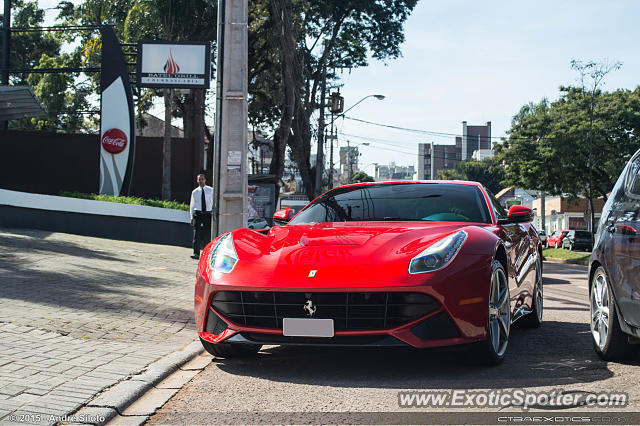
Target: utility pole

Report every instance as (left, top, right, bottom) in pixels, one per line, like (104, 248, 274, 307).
(347, 139, 351, 184)
(211, 0, 248, 237)
(1, 0, 11, 131)
(314, 64, 327, 196)
(328, 91, 343, 189)
(328, 118, 334, 189)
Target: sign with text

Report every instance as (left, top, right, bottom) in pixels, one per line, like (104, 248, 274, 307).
(137, 41, 211, 89)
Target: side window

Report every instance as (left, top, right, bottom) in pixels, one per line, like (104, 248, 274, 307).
(625, 155, 640, 198)
(484, 188, 507, 220)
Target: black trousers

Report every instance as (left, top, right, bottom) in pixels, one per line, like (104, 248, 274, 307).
(193, 211, 212, 255)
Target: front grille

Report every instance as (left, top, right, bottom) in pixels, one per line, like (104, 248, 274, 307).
(211, 291, 439, 331)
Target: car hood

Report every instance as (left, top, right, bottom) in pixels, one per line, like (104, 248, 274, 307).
(219, 222, 494, 288)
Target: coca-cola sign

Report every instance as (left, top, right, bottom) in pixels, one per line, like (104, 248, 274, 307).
(101, 128, 128, 154)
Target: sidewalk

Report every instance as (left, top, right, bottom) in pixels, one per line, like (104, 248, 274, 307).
(0, 228, 198, 424)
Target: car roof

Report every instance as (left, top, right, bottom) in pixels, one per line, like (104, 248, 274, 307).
(331, 180, 485, 191)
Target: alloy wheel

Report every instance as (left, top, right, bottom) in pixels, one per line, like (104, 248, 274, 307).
(591, 271, 610, 350)
(534, 260, 543, 321)
(488, 267, 510, 357)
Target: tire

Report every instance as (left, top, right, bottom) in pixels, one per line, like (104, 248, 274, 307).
(520, 258, 543, 328)
(590, 267, 638, 361)
(200, 338, 262, 358)
(470, 260, 511, 365)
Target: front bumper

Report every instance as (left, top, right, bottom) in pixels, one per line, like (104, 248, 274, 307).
(194, 249, 493, 349)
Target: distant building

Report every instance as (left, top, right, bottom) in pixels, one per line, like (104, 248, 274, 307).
(532, 196, 605, 234)
(472, 149, 495, 161)
(137, 113, 184, 137)
(374, 162, 415, 181)
(462, 121, 492, 161)
(339, 146, 360, 182)
(495, 187, 536, 208)
(417, 141, 461, 180)
(417, 121, 494, 180)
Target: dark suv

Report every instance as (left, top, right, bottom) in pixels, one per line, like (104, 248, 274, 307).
(562, 230, 592, 251)
(589, 148, 640, 360)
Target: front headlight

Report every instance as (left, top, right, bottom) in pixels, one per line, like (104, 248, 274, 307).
(409, 230, 467, 274)
(209, 233, 238, 273)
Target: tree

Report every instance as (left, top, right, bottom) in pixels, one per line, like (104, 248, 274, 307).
(269, 0, 418, 199)
(351, 171, 374, 183)
(571, 59, 622, 236)
(1, 0, 93, 132)
(436, 157, 505, 194)
(500, 66, 640, 212)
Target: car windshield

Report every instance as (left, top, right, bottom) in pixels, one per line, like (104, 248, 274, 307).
(575, 230, 591, 238)
(289, 183, 492, 224)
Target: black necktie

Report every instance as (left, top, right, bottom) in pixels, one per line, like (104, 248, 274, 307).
(201, 187, 206, 212)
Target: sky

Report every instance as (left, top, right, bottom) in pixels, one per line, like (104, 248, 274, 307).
(335, 0, 640, 174)
(38, 0, 640, 175)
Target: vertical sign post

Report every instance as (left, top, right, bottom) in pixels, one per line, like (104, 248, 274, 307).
(212, 0, 249, 237)
(99, 25, 136, 196)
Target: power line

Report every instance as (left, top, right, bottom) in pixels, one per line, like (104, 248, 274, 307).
(343, 115, 507, 140)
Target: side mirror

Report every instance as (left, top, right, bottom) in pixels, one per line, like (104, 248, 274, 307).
(273, 208, 295, 226)
(499, 205, 534, 224)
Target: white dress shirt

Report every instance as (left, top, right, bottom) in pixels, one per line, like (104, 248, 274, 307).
(190, 185, 214, 219)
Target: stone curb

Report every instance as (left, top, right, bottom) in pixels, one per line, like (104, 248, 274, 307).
(73, 340, 204, 425)
(544, 256, 589, 266)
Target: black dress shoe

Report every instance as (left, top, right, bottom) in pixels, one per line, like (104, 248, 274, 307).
(191, 254, 200, 259)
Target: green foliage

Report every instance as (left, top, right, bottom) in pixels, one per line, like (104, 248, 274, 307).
(542, 248, 590, 262)
(351, 171, 375, 183)
(500, 86, 640, 199)
(1, 1, 95, 132)
(436, 157, 506, 194)
(59, 191, 189, 211)
(270, 0, 419, 198)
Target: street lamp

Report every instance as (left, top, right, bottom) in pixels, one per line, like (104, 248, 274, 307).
(328, 95, 384, 189)
(338, 94, 386, 119)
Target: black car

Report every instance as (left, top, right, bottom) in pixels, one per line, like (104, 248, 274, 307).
(562, 230, 592, 251)
(589, 148, 640, 360)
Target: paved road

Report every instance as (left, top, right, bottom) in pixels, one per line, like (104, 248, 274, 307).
(0, 228, 198, 424)
(149, 262, 640, 425)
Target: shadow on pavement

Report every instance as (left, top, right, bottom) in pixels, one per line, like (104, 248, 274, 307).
(0, 229, 194, 326)
(214, 320, 617, 389)
(543, 276, 572, 285)
(0, 230, 129, 262)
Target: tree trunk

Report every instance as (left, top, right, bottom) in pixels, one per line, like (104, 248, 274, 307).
(269, 0, 301, 194)
(162, 88, 173, 200)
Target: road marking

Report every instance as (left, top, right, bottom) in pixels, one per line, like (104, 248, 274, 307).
(577, 285, 589, 290)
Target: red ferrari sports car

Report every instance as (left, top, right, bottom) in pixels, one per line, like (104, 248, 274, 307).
(194, 181, 543, 365)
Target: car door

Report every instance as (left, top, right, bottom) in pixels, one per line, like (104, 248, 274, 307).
(485, 190, 534, 316)
(613, 154, 640, 327)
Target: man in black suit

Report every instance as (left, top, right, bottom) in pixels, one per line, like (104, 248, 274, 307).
(189, 174, 213, 259)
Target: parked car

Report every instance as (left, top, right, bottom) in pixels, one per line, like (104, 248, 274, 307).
(547, 229, 569, 248)
(589, 148, 640, 360)
(195, 181, 544, 365)
(538, 230, 547, 245)
(247, 217, 270, 230)
(562, 230, 592, 251)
